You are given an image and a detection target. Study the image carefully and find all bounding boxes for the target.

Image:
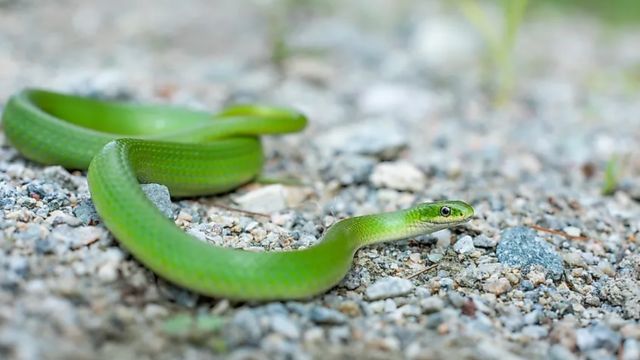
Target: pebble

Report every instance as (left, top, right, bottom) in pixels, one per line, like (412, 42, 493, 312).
(420, 296, 444, 313)
(521, 325, 548, 339)
(141, 183, 174, 219)
(357, 83, 433, 120)
(96, 248, 124, 282)
(50, 225, 107, 250)
(235, 185, 288, 213)
(563, 252, 587, 267)
(324, 155, 375, 185)
(270, 315, 300, 339)
(431, 229, 452, 248)
(73, 199, 100, 225)
(496, 227, 564, 279)
(365, 277, 414, 300)
(483, 276, 512, 295)
(410, 17, 478, 72)
(526, 270, 546, 286)
(309, 307, 347, 325)
(623, 339, 640, 360)
(453, 235, 475, 254)
(576, 325, 622, 352)
(563, 226, 582, 237)
(316, 120, 407, 159)
(473, 234, 497, 248)
(370, 161, 426, 192)
(548, 344, 577, 360)
(46, 210, 81, 227)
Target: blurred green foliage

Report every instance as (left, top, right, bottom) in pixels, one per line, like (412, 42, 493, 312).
(602, 156, 619, 196)
(458, 0, 528, 104)
(537, 0, 640, 25)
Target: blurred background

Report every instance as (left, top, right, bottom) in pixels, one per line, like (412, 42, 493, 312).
(2, 0, 637, 186)
(1, 1, 640, 359)
(1, 0, 638, 105)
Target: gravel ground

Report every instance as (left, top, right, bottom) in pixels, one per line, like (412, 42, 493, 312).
(1, 1, 640, 359)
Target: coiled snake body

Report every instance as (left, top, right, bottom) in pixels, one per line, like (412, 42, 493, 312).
(2, 89, 474, 300)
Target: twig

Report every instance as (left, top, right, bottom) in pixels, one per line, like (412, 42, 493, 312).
(211, 203, 270, 218)
(71, 237, 100, 250)
(529, 224, 589, 241)
(408, 264, 438, 279)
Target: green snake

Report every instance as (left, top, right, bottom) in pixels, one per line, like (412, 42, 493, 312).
(2, 88, 474, 300)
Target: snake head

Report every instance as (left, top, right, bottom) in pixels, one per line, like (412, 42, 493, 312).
(415, 200, 474, 227)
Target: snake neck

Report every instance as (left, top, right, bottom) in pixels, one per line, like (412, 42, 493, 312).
(324, 208, 440, 251)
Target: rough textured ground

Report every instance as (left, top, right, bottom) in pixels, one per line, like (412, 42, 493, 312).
(1, 1, 639, 359)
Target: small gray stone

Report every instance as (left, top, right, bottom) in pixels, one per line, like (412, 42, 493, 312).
(447, 291, 465, 308)
(521, 325, 548, 339)
(483, 277, 511, 295)
(226, 309, 263, 346)
(35, 238, 54, 254)
(47, 211, 82, 227)
(365, 276, 414, 300)
(7, 255, 29, 279)
(453, 235, 475, 254)
(383, 299, 397, 313)
(623, 339, 640, 360)
(141, 183, 173, 219)
(473, 234, 497, 248)
(563, 226, 581, 237)
(427, 252, 444, 263)
(43, 166, 78, 190)
(50, 225, 107, 250)
(73, 199, 100, 225)
(548, 344, 577, 360)
(328, 325, 351, 343)
(496, 227, 564, 279)
(398, 304, 421, 317)
(309, 307, 347, 325)
(576, 325, 621, 352)
(370, 161, 426, 192)
(270, 315, 300, 339)
(563, 252, 587, 267)
(419, 296, 444, 313)
(157, 282, 199, 308)
(234, 185, 287, 213)
(324, 155, 375, 185)
(315, 120, 407, 159)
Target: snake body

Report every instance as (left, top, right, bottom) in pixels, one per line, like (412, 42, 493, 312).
(2, 89, 474, 300)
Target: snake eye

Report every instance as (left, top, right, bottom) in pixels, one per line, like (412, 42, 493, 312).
(440, 206, 451, 217)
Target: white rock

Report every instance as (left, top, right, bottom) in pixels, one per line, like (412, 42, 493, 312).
(473, 234, 497, 248)
(563, 252, 587, 267)
(270, 315, 300, 339)
(370, 161, 426, 192)
(97, 248, 124, 282)
(141, 183, 173, 219)
(419, 296, 444, 313)
(483, 276, 511, 295)
(365, 277, 414, 300)
(97, 263, 118, 282)
(315, 120, 407, 159)
(453, 235, 475, 254)
(527, 270, 546, 286)
(51, 225, 107, 250)
(623, 339, 640, 360)
(358, 83, 435, 118)
(410, 18, 479, 72)
(235, 185, 287, 213)
(433, 229, 452, 248)
(563, 226, 581, 237)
